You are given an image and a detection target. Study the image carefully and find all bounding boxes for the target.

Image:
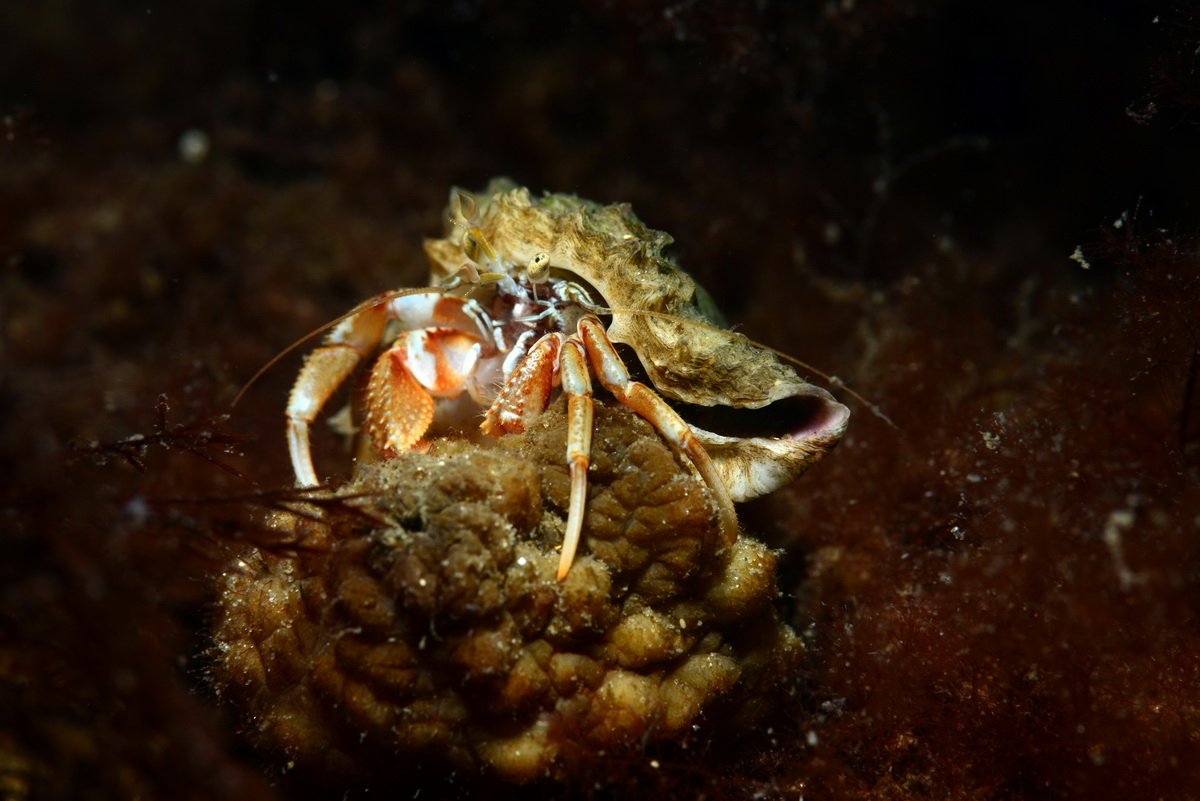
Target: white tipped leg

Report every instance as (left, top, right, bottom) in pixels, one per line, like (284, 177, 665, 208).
(287, 418, 320, 486)
(560, 444, 590, 580)
(477, 332, 594, 578)
(558, 339, 594, 579)
(285, 304, 389, 486)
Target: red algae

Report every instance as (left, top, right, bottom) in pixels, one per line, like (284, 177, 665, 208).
(760, 248, 1200, 799)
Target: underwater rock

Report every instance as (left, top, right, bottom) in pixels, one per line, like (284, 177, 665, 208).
(211, 400, 802, 784)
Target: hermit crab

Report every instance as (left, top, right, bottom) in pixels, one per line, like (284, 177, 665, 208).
(286, 178, 850, 578)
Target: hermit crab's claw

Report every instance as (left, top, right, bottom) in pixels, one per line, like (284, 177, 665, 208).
(687, 385, 850, 503)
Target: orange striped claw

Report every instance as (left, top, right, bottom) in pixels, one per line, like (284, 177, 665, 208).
(286, 292, 491, 487)
(364, 343, 435, 455)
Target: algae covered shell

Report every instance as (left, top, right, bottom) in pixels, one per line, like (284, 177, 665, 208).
(423, 178, 850, 501)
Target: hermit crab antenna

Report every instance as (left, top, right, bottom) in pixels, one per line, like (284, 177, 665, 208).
(232, 287, 446, 408)
(445, 220, 503, 278)
(598, 306, 898, 430)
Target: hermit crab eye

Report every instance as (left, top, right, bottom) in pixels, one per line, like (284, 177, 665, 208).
(462, 232, 482, 263)
(526, 252, 551, 284)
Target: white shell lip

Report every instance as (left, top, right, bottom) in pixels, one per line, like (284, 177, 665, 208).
(785, 384, 851, 443)
(691, 388, 850, 503)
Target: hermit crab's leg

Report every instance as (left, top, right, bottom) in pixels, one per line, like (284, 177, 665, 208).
(480, 333, 563, 437)
(557, 337, 594, 580)
(288, 302, 390, 486)
(577, 315, 740, 544)
(479, 332, 597, 579)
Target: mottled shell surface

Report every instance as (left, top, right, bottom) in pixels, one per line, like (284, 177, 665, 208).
(425, 178, 803, 409)
(423, 178, 849, 502)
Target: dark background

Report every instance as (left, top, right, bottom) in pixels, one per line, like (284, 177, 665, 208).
(2, 1, 1199, 799)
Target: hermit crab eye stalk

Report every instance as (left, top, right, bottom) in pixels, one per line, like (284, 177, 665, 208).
(462, 231, 482, 263)
(448, 189, 500, 271)
(526, 252, 551, 284)
(462, 228, 497, 267)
